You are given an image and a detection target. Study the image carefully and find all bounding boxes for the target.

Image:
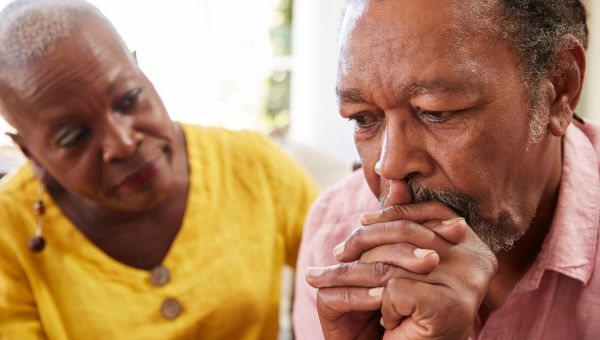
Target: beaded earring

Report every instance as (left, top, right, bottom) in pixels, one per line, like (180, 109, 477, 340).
(28, 184, 46, 252)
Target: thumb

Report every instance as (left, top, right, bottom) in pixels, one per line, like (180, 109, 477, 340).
(423, 218, 468, 244)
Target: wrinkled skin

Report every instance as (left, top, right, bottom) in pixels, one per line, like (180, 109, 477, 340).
(307, 0, 586, 339)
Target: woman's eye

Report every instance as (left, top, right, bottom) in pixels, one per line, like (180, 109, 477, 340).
(114, 88, 141, 113)
(56, 127, 89, 148)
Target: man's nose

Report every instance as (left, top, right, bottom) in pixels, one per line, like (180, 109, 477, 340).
(101, 115, 142, 163)
(375, 121, 434, 206)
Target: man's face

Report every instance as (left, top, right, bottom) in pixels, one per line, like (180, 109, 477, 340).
(337, 0, 558, 250)
(4, 20, 178, 212)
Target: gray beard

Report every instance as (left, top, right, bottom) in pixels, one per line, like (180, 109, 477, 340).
(381, 179, 525, 252)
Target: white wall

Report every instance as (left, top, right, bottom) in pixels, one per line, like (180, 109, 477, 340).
(582, 0, 600, 121)
(289, 0, 357, 163)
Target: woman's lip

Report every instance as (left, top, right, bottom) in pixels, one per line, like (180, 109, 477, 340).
(120, 160, 160, 189)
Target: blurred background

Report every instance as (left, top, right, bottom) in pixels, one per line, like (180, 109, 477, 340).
(0, 0, 598, 338)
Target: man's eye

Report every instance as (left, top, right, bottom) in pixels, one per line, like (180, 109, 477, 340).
(114, 88, 141, 113)
(419, 109, 453, 123)
(56, 127, 89, 148)
(349, 113, 379, 129)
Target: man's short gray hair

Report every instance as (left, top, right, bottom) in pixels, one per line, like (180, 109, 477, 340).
(459, 0, 588, 143)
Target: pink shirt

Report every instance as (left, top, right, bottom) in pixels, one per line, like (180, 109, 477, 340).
(293, 121, 600, 340)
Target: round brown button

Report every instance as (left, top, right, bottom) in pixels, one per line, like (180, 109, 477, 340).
(161, 298, 183, 320)
(150, 266, 170, 287)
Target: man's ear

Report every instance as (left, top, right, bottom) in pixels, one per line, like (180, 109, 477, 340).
(547, 36, 586, 137)
(6, 131, 48, 181)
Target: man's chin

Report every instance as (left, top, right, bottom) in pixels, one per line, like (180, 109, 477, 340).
(470, 217, 526, 253)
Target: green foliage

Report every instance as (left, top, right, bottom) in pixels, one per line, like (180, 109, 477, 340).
(263, 0, 293, 132)
(270, 0, 293, 56)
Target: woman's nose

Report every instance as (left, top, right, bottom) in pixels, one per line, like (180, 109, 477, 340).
(101, 115, 142, 163)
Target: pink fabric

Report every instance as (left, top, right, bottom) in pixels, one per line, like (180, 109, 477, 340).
(293, 121, 600, 340)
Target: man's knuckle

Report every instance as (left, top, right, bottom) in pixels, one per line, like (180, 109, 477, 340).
(386, 204, 409, 218)
(371, 262, 392, 282)
(341, 287, 355, 304)
(348, 226, 367, 245)
(337, 263, 351, 275)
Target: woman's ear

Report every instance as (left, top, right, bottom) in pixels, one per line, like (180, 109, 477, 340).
(6, 131, 32, 158)
(547, 36, 586, 137)
(6, 131, 49, 182)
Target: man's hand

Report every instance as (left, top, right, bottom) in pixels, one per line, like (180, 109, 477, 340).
(306, 201, 498, 340)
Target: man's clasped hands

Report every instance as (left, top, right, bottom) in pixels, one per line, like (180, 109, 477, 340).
(306, 183, 499, 340)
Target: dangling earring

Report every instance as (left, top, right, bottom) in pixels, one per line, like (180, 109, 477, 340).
(28, 184, 46, 252)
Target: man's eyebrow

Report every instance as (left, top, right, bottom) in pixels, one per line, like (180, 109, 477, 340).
(404, 78, 480, 96)
(336, 88, 367, 104)
(337, 78, 481, 104)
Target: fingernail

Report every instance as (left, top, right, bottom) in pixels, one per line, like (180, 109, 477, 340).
(360, 211, 380, 224)
(413, 248, 435, 258)
(442, 217, 465, 225)
(368, 287, 384, 298)
(380, 316, 385, 327)
(333, 242, 345, 259)
(305, 267, 325, 278)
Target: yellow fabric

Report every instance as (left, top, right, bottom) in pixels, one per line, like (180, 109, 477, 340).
(0, 124, 318, 340)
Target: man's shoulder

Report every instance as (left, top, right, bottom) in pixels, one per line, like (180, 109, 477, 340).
(318, 170, 378, 210)
(306, 170, 379, 231)
(575, 119, 600, 155)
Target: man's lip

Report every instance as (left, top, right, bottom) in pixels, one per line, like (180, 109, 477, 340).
(118, 160, 160, 189)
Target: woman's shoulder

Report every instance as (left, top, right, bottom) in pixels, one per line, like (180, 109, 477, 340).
(181, 123, 271, 146)
(0, 163, 37, 203)
(0, 164, 37, 245)
(181, 123, 315, 193)
(181, 123, 284, 165)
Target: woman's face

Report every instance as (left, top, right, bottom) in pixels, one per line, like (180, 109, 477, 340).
(5, 21, 180, 212)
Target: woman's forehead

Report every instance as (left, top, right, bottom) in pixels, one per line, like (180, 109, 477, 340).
(6, 23, 132, 99)
(0, 26, 137, 131)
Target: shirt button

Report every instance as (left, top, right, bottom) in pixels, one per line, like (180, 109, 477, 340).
(150, 266, 170, 287)
(161, 298, 183, 320)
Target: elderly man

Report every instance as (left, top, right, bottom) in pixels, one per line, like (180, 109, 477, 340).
(294, 0, 598, 339)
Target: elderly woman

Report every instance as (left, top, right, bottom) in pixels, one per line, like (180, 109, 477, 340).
(0, 0, 318, 339)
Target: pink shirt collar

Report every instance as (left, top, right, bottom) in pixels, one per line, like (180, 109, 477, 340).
(516, 123, 600, 292)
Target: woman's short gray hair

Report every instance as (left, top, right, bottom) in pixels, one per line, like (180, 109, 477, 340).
(0, 0, 107, 69)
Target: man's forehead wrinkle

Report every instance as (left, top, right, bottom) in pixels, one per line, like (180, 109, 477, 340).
(403, 77, 479, 97)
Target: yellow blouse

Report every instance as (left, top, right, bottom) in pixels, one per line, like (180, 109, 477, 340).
(0, 124, 318, 340)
